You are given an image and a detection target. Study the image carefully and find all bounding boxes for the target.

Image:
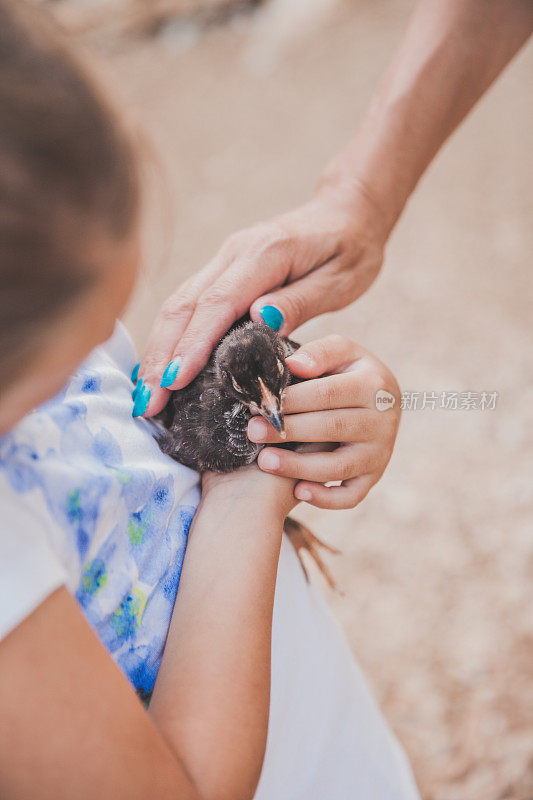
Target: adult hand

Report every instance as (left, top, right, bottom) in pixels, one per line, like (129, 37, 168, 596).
(246, 335, 401, 510)
(133, 183, 387, 417)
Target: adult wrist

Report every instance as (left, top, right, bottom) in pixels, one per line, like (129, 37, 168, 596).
(316, 96, 419, 238)
(314, 168, 392, 244)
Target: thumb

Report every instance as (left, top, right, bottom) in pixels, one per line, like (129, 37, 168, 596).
(285, 334, 359, 379)
(250, 267, 339, 336)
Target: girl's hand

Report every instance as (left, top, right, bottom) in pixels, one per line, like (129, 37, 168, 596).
(136, 184, 386, 417)
(246, 335, 401, 510)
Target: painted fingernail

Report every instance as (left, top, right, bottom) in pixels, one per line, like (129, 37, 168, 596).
(132, 377, 142, 401)
(295, 486, 312, 501)
(259, 449, 280, 471)
(260, 305, 284, 332)
(248, 418, 269, 441)
(160, 358, 181, 388)
(131, 362, 140, 383)
(132, 382, 151, 417)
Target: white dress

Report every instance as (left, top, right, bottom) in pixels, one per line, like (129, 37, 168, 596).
(0, 322, 419, 798)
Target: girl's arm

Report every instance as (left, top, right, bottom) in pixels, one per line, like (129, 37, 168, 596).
(0, 470, 294, 800)
(149, 469, 295, 800)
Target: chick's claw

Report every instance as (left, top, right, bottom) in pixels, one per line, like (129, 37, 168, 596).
(283, 517, 341, 592)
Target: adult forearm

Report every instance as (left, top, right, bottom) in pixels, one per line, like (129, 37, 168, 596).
(319, 0, 533, 233)
(149, 476, 288, 800)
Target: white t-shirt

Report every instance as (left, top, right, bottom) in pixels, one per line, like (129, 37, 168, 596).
(0, 322, 419, 798)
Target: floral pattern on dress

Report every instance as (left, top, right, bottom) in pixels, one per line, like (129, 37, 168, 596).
(0, 334, 199, 703)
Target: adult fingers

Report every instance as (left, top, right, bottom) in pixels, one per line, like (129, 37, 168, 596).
(293, 474, 375, 510)
(247, 409, 378, 444)
(249, 262, 352, 338)
(136, 221, 294, 410)
(170, 265, 334, 391)
(158, 250, 291, 392)
(136, 254, 233, 417)
(257, 443, 375, 483)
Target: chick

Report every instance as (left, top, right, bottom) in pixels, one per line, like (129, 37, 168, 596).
(156, 320, 297, 473)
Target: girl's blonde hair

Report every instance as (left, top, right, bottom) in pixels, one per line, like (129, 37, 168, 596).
(0, 0, 139, 386)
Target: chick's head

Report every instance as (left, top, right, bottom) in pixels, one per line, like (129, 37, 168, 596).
(215, 322, 291, 436)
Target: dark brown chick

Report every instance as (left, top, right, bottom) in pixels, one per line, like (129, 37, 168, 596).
(156, 320, 297, 472)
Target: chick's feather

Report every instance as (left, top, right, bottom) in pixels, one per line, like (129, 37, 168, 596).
(156, 319, 298, 473)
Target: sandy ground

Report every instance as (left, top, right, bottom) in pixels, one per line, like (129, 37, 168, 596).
(64, 1, 533, 796)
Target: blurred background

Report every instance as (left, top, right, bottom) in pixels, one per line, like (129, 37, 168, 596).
(39, 1, 533, 797)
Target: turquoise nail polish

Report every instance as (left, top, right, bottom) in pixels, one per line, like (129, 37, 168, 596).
(131, 362, 140, 383)
(160, 358, 181, 388)
(132, 383, 150, 417)
(260, 305, 283, 332)
(132, 377, 143, 401)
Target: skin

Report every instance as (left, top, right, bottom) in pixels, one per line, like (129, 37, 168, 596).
(137, 0, 533, 459)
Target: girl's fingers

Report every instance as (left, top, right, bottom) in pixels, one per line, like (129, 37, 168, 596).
(247, 408, 378, 444)
(294, 474, 375, 510)
(282, 370, 378, 415)
(285, 334, 362, 380)
(256, 443, 375, 483)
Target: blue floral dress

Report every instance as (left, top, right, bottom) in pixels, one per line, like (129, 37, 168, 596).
(0, 322, 200, 703)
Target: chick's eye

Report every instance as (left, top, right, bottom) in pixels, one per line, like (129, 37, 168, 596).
(231, 375, 242, 393)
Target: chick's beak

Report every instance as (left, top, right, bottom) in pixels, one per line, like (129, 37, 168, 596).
(258, 377, 285, 439)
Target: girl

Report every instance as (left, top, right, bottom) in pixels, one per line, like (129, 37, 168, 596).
(0, 2, 419, 798)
